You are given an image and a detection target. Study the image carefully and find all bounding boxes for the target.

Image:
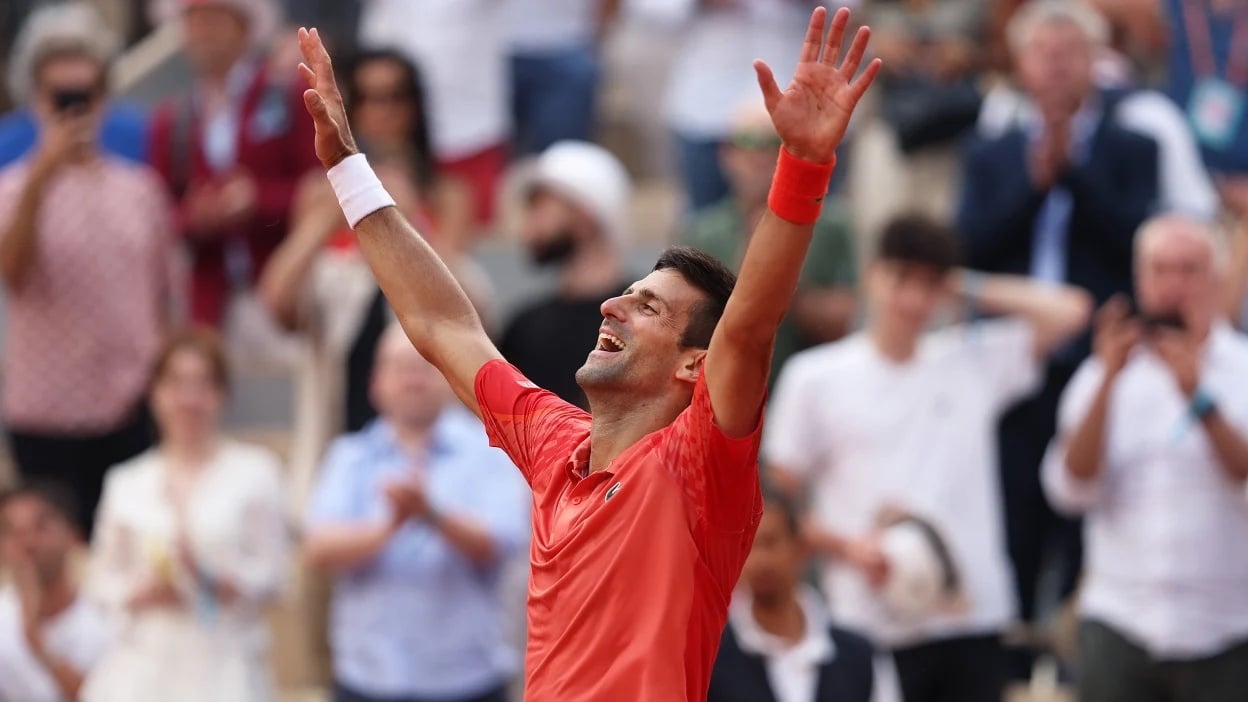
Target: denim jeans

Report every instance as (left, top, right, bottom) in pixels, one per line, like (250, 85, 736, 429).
(511, 44, 600, 156)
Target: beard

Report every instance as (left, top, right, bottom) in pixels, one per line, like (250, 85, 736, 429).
(528, 228, 578, 267)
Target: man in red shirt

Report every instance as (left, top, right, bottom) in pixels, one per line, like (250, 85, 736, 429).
(296, 7, 880, 700)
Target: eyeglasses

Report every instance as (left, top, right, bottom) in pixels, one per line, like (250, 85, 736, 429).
(43, 84, 103, 114)
(353, 89, 414, 106)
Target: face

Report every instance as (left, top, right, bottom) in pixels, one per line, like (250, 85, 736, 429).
(32, 55, 106, 128)
(1136, 226, 1219, 327)
(522, 189, 593, 266)
(371, 330, 452, 429)
(350, 58, 417, 148)
(0, 496, 76, 585)
(1016, 21, 1094, 117)
(741, 507, 803, 606)
(184, 5, 249, 76)
(867, 260, 950, 339)
(151, 348, 225, 440)
(576, 269, 706, 396)
(721, 127, 784, 205)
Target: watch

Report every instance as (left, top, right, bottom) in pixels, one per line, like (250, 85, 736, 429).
(1190, 387, 1218, 420)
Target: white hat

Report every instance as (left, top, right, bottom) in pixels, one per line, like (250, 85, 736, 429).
(877, 519, 960, 623)
(528, 141, 632, 247)
(6, 2, 120, 104)
(148, 0, 280, 46)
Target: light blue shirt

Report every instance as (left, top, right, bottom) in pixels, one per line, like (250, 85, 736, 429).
(1028, 103, 1101, 284)
(306, 409, 530, 699)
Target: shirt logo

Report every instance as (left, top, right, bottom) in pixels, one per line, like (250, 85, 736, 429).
(605, 482, 623, 502)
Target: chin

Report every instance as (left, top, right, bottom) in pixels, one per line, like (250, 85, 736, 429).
(575, 352, 630, 390)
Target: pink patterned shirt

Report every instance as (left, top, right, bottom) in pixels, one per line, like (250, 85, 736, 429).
(0, 157, 180, 433)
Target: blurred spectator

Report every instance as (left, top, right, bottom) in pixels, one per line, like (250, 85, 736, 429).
(1043, 215, 1248, 702)
(766, 217, 1090, 702)
(0, 483, 111, 702)
(303, 323, 529, 702)
(0, 12, 181, 536)
(505, 0, 620, 155)
(1, 2, 147, 167)
(956, 0, 1160, 648)
(358, 0, 509, 225)
(500, 141, 633, 409)
(148, 0, 317, 328)
(83, 330, 288, 702)
(264, 157, 493, 491)
(684, 100, 857, 377)
(709, 488, 899, 702)
(660, 0, 814, 211)
(1226, 216, 1248, 327)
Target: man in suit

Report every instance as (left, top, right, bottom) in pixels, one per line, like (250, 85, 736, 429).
(955, 0, 1161, 677)
(148, 0, 318, 326)
(709, 488, 898, 702)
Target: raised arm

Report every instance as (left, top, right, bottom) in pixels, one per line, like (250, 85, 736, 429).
(296, 28, 500, 416)
(955, 271, 1093, 358)
(705, 7, 880, 437)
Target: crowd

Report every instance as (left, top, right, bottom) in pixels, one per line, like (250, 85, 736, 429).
(0, 1, 1246, 702)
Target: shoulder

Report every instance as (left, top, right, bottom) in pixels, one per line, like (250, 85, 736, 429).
(785, 336, 867, 379)
(102, 450, 160, 495)
(0, 160, 31, 192)
(101, 157, 167, 192)
(217, 440, 284, 485)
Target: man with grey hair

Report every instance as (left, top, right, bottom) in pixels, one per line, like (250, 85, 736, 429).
(0, 2, 147, 167)
(1044, 214, 1248, 702)
(955, 0, 1162, 670)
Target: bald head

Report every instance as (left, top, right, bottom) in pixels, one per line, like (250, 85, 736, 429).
(1134, 214, 1224, 335)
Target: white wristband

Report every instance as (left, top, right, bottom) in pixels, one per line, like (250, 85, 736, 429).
(327, 153, 396, 229)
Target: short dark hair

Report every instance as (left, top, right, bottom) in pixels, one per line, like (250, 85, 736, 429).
(0, 480, 79, 529)
(761, 481, 801, 539)
(653, 246, 737, 349)
(876, 214, 961, 274)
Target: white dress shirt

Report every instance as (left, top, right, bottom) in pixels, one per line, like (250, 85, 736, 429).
(729, 586, 901, 702)
(765, 320, 1038, 648)
(0, 588, 111, 702)
(1043, 322, 1248, 659)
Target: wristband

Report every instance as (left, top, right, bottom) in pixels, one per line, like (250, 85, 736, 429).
(327, 153, 397, 229)
(767, 147, 836, 225)
(1190, 387, 1218, 420)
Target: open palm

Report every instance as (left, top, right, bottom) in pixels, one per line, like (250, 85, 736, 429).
(297, 27, 359, 169)
(755, 7, 881, 164)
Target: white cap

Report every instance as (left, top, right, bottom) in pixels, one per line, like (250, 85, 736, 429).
(6, 2, 120, 104)
(877, 520, 955, 623)
(528, 141, 632, 248)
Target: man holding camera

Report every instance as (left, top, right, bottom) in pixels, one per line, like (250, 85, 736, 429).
(0, 13, 181, 535)
(1044, 214, 1248, 702)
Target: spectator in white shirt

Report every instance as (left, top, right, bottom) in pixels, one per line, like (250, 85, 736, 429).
(1043, 214, 1248, 702)
(767, 214, 1091, 702)
(0, 482, 110, 702)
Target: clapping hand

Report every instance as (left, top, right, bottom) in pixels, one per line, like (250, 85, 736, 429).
(754, 7, 882, 164)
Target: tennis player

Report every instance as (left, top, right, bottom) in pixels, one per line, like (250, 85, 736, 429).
(297, 8, 879, 700)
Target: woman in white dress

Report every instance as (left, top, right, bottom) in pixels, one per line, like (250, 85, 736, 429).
(82, 329, 289, 702)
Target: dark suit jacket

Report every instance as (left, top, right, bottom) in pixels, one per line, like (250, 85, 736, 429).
(707, 621, 876, 702)
(955, 91, 1160, 317)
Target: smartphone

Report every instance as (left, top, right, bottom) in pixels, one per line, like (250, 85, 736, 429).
(1140, 312, 1186, 332)
(53, 88, 94, 114)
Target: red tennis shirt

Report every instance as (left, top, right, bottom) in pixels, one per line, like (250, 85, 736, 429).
(474, 359, 764, 701)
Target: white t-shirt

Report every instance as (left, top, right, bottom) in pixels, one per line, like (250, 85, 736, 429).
(662, 2, 810, 139)
(359, 0, 509, 159)
(765, 320, 1039, 648)
(504, 0, 598, 52)
(0, 588, 111, 702)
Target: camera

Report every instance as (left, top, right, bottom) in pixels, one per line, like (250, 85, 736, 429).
(53, 88, 95, 115)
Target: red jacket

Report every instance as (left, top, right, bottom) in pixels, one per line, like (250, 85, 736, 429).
(149, 62, 318, 325)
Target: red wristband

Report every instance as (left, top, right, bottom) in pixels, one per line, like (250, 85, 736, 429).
(767, 147, 836, 225)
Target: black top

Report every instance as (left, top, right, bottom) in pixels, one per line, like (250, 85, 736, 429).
(344, 287, 390, 433)
(499, 283, 630, 410)
(707, 621, 876, 702)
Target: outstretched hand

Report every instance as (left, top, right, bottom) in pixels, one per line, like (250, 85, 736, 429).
(297, 27, 359, 169)
(754, 7, 882, 164)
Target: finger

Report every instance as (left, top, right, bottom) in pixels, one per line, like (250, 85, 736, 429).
(1096, 295, 1130, 328)
(753, 60, 784, 114)
(849, 57, 883, 102)
(839, 25, 871, 75)
(799, 7, 827, 64)
(303, 89, 332, 125)
(298, 62, 316, 90)
(822, 7, 851, 65)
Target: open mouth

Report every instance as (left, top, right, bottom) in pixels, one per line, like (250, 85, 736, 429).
(595, 331, 627, 353)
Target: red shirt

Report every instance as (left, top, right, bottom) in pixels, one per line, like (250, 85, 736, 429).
(475, 360, 764, 701)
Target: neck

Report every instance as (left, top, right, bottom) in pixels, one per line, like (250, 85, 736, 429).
(559, 240, 622, 299)
(162, 432, 219, 470)
(585, 390, 689, 472)
(392, 420, 433, 456)
(870, 320, 920, 362)
(35, 575, 76, 621)
(751, 590, 806, 644)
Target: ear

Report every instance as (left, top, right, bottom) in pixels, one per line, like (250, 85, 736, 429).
(675, 348, 707, 385)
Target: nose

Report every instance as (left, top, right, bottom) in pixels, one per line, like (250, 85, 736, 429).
(600, 294, 626, 322)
